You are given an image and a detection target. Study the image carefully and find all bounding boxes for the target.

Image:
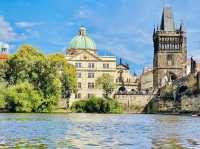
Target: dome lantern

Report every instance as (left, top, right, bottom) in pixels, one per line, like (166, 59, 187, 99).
(68, 26, 96, 50)
(79, 26, 86, 36)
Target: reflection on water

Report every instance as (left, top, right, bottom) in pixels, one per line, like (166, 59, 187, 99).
(0, 113, 200, 149)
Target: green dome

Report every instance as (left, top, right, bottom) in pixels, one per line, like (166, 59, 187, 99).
(68, 27, 96, 50)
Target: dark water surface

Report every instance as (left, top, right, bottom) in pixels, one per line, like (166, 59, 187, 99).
(0, 113, 200, 149)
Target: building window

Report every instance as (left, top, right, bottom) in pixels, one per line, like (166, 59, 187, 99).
(88, 82, 95, 89)
(75, 63, 82, 68)
(88, 93, 94, 98)
(103, 63, 109, 69)
(75, 93, 81, 99)
(88, 72, 95, 78)
(167, 54, 174, 66)
(88, 63, 95, 68)
(78, 82, 82, 89)
(77, 72, 81, 78)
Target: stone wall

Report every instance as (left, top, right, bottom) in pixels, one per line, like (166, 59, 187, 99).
(146, 96, 200, 114)
(181, 96, 200, 112)
(114, 94, 152, 113)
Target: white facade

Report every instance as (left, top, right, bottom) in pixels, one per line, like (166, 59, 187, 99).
(66, 27, 137, 100)
(66, 49, 117, 99)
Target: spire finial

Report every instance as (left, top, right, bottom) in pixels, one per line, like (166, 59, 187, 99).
(120, 58, 122, 64)
(180, 19, 185, 31)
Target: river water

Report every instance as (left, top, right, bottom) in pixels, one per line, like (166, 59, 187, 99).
(0, 113, 200, 149)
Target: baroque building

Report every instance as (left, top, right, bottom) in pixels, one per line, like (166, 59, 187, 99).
(116, 59, 138, 93)
(66, 27, 137, 99)
(153, 7, 187, 89)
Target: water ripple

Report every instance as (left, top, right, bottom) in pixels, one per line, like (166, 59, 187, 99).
(0, 113, 200, 148)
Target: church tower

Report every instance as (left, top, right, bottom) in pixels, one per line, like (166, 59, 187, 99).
(153, 7, 187, 88)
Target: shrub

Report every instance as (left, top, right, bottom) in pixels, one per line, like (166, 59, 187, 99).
(71, 100, 86, 113)
(71, 96, 122, 113)
(160, 84, 176, 97)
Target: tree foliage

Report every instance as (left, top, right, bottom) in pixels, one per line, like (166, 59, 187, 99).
(0, 83, 6, 109)
(5, 82, 43, 112)
(0, 44, 77, 112)
(95, 73, 115, 97)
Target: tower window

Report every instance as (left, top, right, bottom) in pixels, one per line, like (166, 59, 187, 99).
(167, 54, 174, 66)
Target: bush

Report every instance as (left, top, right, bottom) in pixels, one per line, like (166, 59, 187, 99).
(160, 84, 176, 97)
(71, 96, 122, 113)
(71, 100, 86, 113)
(5, 82, 43, 112)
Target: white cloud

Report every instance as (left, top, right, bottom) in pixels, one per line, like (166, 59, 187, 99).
(0, 16, 17, 41)
(0, 41, 10, 49)
(16, 21, 43, 28)
(75, 6, 91, 19)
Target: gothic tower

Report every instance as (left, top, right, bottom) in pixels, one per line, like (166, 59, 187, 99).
(153, 7, 187, 88)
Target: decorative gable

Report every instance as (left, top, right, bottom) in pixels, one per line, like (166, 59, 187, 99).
(67, 50, 101, 61)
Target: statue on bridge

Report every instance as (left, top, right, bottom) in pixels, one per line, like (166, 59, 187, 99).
(191, 57, 196, 74)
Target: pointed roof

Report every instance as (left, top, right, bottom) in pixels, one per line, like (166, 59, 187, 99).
(180, 21, 185, 32)
(160, 7, 175, 31)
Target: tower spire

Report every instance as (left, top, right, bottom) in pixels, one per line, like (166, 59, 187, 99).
(160, 7, 175, 31)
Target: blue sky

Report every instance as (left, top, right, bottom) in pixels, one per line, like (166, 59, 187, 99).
(0, 0, 200, 74)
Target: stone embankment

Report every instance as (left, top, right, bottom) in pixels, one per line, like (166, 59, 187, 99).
(114, 94, 152, 113)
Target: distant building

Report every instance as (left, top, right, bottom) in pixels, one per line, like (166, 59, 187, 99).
(139, 67, 153, 92)
(187, 57, 200, 74)
(66, 27, 136, 99)
(153, 7, 187, 88)
(116, 60, 138, 93)
(0, 42, 9, 62)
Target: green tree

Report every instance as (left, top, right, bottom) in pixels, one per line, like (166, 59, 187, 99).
(0, 83, 7, 109)
(4, 45, 45, 85)
(3, 45, 61, 112)
(47, 54, 77, 94)
(30, 58, 62, 112)
(0, 62, 8, 83)
(95, 73, 115, 98)
(0, 44, 77, 112)
(47, 54, 77, 108)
